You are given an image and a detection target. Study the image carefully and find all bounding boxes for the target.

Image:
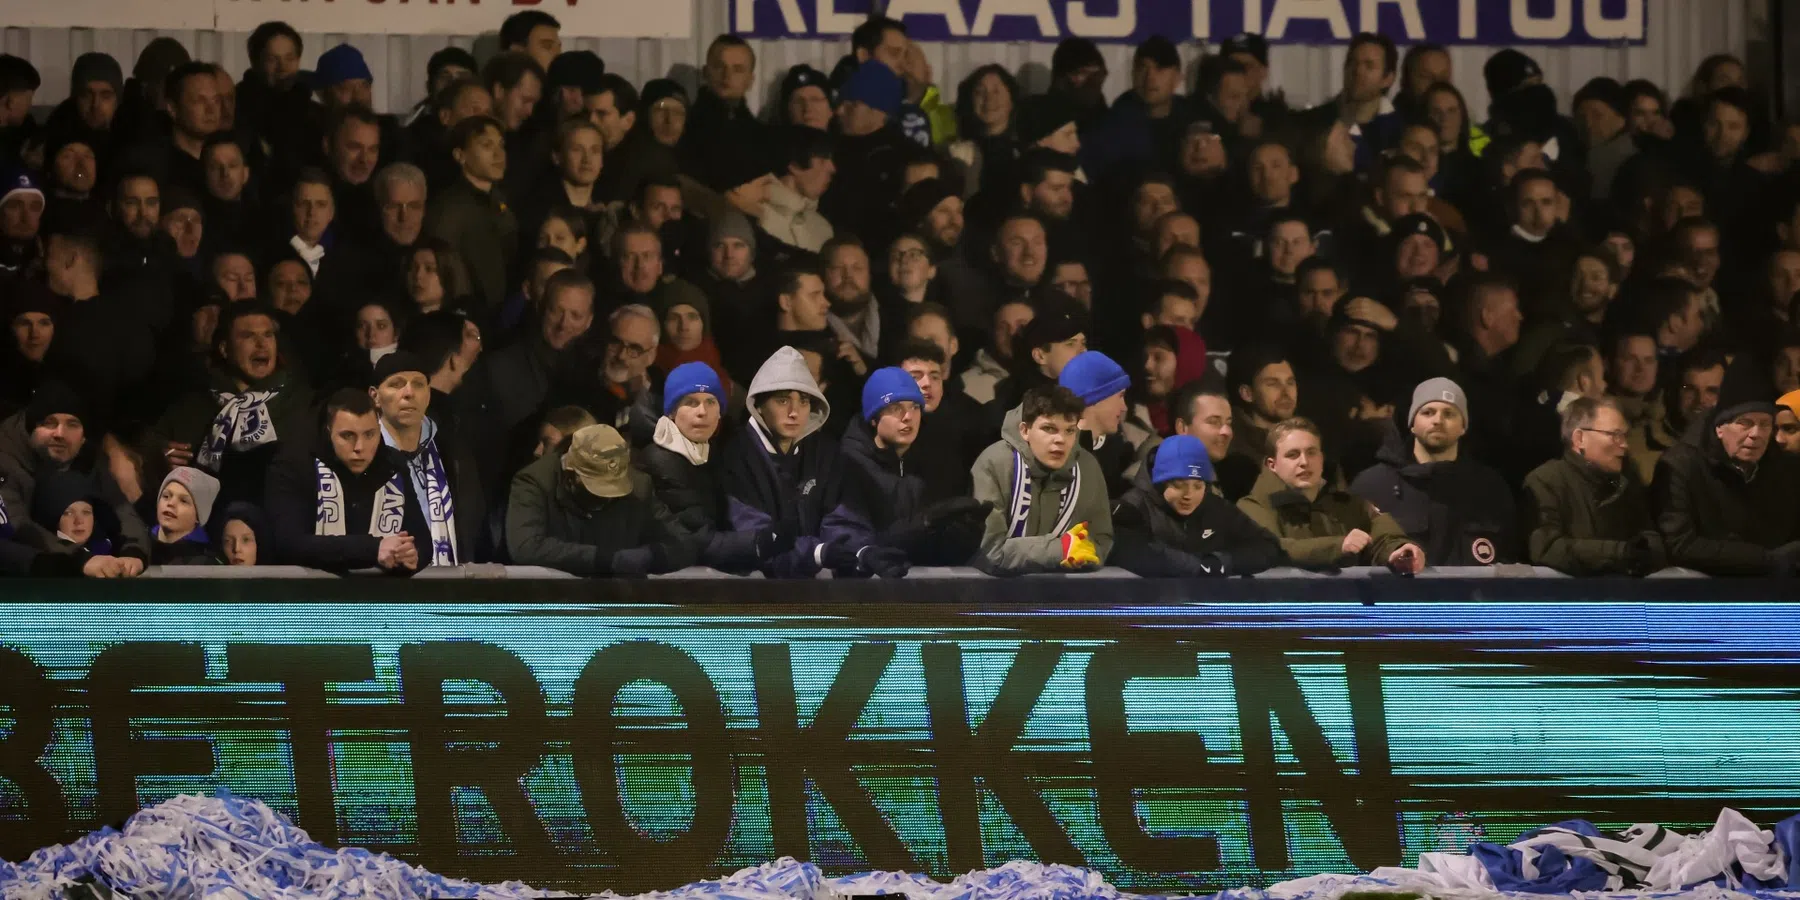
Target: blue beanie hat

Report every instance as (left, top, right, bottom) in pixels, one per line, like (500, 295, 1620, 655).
(662, 362, 727, 416)
(1151, 435, 1216, 485)
(1058, 351, 1130, 406)
(838, 61, 903, 119)
(315, 44, 373, 87)
(861, 367, 924, 422)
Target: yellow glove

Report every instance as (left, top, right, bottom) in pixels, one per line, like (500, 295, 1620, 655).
(1059, 522, 1100, 571)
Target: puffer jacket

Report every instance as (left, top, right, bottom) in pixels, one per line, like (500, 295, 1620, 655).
(970, 404, 1114, 574)
(1348, 423, 1519, 566)
(1110, 445, 1284, 577)
(636, 418, 760, 569)
(1237, 468, 1410, 570)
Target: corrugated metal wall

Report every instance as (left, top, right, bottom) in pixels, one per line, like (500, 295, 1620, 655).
(0, 0, 1761, 119)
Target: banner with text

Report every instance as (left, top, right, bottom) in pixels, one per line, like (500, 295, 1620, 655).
(0, 595, 1791, 894)
(9, 0, 691, 38)
(732, 0, 1648, 45)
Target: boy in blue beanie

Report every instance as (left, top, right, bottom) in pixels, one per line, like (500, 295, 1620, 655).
(842, 368, 991, 567)
(1058, 350, 1147, 498)
(1110, 435, 1284, 577)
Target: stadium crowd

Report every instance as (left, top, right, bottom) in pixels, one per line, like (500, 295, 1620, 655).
(1, 15, 1798, 579)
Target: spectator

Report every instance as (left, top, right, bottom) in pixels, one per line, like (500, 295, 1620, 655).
(265, 387, 428, 573)
(1058, 350, 1138, 498)
(425, 115, 517, 316)
(1111, 434, 1283, 577)
(892, 336, 982, 499)
(961, 299, 1030, 405)
(1084, 37, 1191, 182)
(217, 501, 267, 567)
(150, 466, 222, 564)
(462, 268, 593, 495)
(682, 36, 767, 189)
(636, 362, 759, 567)
(1630, 347, 1724, 485)
(972, 383, 1112, 574)
(762, 126, 836, 255)
(506, 423, 695, 576)
(841, 366, 988, 566)
(0, 381, 151, 573)
(551, 302, 662, 443)
(1523, 396, 1665, 576)
(1139, 321, 1210, 435)
(1776, 390, 1800, 456)
(500, 10, 561, 71)
(1652, 357, 1800, 575)
(823, 61, 909, 243)
(1238, 417, 1422, 572)
(28, 470, 122, 561)
(371, 351, 484, 565)
(145, 302, 313, 509)
(1170, 377, 1260, 502)
(719, 346, 903, 579)
(1225, 344, 1298, 463)
(778, 65, 833, 130)
(1350, 378, 1519, 566)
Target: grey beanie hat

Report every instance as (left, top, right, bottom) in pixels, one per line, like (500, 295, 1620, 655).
(1408, 377, 1468, 427)
(160, 465, 222, 529)
(709, 210, 757, 257)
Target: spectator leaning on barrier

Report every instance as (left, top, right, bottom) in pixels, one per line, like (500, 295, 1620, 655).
(636, 361, 766, 570)
(1652, 356, 1800, 576)
(841, 366, 990, 567)
(1238, 417, 1423, 573)
(972, 383, 1111, 575)
(0, 381, 151, 575)
(150, 465, 221, 565)
(1522, 395, 1666, 577)
(506, 423, 694, 577)
(1111, 434, 1283, 578)
(720, 346, 906, 579)
(265, 387, 428, 574)
(371, 351, 484, 567)
(1350, 378, 1519, 566)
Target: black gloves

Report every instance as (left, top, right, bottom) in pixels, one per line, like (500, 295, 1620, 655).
(1769, 541, 1800, 578)
(821, 542, 910, 578)
(923, 497, 992, 526)
(821, 540, 863, 573)
(858, 545, 911, 579)
(1626, 534, 1658, 577)
(755, 521, 799, 560)
(609, 545, 672, 577)
(1194, 552, 1230, 577)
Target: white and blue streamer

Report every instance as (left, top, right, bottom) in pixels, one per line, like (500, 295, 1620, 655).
(10, 794, 1800, 900)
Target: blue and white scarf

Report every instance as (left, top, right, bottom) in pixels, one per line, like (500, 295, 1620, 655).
(198, 390, 279, 472)
(382, 419, 458, 566)
(1006, 449, 1081, 539)
(313, 459, 407, 538)
(0, 491, 11, 538)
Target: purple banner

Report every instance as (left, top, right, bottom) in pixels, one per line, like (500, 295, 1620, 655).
(731, 0, 1647, 45)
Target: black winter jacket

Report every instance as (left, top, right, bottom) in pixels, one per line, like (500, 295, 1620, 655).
(1110, 448, 1285, 577)
(1652, 421, 1800, 575)
(505, 451, 696, 576)
(636, 437, 761, 570)
(264, 442, 432, 572)
(1348, 425, 1520, 567)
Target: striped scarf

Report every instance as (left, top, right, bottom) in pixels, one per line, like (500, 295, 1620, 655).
(383, 419, 458, 566)
(1006, 449, 1081, 539)
(313, 459, 407, 538)
(198, 390, 279, 472)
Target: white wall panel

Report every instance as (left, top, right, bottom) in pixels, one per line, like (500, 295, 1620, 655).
(2, 0, 1758, 120)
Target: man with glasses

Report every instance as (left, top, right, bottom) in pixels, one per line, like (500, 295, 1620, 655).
(1522, 396, 1665, 576)
(1652, 358, 1800, 576)
(555, 304, 662, 448)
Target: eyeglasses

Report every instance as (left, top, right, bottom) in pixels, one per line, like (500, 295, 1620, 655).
(1579, 426, 1629, 443)
(892, 248, 928, 264)
(615, 341, 655, 358)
